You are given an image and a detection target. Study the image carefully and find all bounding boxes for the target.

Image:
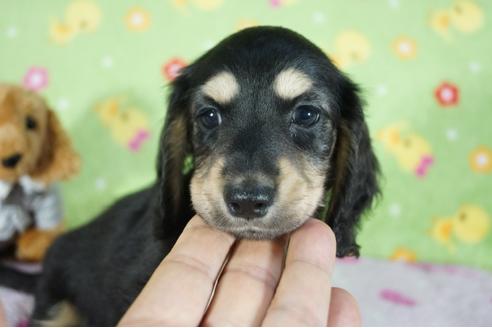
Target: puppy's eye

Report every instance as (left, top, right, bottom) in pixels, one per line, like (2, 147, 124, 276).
(292, 105, 320, 127)
(25, 116, 37, 130)
(198, 107, 221, 129)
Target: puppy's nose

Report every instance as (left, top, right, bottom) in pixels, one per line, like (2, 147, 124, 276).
(2, 153, 22, 168)
(224, 185, 275, 219)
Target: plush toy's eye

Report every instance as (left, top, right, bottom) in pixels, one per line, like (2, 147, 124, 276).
(198, 107, 221, 129)
(292, 105, 320, 127)
(25, 116, 37, 130)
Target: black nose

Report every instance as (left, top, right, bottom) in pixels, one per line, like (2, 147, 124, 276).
(224, 184, 275, 219)
(2, 153, 22, 168)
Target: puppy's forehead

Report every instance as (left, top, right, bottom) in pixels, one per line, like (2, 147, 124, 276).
(201, 71, 239, 105)
(200, 67, 314, 103)
(273, 68, 313, 100)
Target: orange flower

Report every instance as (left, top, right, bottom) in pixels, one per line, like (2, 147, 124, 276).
(126, 7, 150, 31)
(392, 36, 417, 59)
(469, 146, 492, 173)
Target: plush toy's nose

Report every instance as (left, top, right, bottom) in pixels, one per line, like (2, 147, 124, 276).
(2, 153, 22, 168)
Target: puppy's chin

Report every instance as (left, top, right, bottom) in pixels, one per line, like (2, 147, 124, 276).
(224, 226, 295, 240)
(197, 211, 308, 240)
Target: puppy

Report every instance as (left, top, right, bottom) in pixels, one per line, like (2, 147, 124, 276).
(32, 26, 380, 325)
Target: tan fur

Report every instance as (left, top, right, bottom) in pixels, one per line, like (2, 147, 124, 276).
(190, 155, 325, 238)
(0, 84, 80, 184)
(29, 109, 80, 184)
(190, 157, 228, 227)
(16, 224, 64, 262)
(164, 115, 189, 212)
(201, 71, 240, 104)
(37, 301, 81, 326)
(273, 68, 313, 100)
(273, 158, 325, 228)
(328, 123, 351, 215)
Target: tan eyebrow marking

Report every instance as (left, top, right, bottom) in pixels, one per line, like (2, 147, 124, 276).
(273, 68, 313, 100)
(201, 71, 240, 104)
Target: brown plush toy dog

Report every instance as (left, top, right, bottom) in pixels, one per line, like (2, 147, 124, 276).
(0, 84, 80, 262)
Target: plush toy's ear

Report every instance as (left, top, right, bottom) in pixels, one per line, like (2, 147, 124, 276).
(322, 79, 380, 257)
(154, 69, 195, 238)
(30, 109, 80, 184)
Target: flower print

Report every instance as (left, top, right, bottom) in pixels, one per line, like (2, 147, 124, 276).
(162, 58, 187, 81)
(435, 82, 459, 107)
(392, 36, 417, 59)
(469, 146, 492, 173)
(23, 67, 49, 91)
(126, 7, 150, 31)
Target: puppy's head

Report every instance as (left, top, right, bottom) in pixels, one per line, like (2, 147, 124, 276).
(156, 27, 380, 256)
(0, 84, 79, 184)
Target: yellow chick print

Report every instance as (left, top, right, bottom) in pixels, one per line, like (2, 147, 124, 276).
(378, 123, 434, 178)
(236, 19, 259, 31)
(193, 0, 224, 11)
(453, 205, 490, 243)
(430, 217, 455, 250)
(390, 247, 417, 263)
(49, 0, 101, 45)
(172, 0, 224, 14)
(431, 205, 491, 251)
(65, 0, 101, 33)
(430, 9, 452, 39)
(430, 0, 484, 40)
(49, 19, 76, 44)
(329, 30, 371, 69)
(95, 97, 150, 152)
(449, 0, 484, 33)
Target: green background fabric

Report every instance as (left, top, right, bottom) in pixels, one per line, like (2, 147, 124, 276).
(1, 0, 491, 270)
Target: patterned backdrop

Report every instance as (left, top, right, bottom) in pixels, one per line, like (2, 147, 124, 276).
(1, 0, 491, 270)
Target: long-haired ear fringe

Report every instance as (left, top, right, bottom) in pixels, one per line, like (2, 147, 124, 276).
(154, 71, 195, 239)
(30, 109, 80, 184)
(321, 80, 381, 257)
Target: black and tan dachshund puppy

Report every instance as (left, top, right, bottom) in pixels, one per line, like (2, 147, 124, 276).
(31, 26, 380, 325)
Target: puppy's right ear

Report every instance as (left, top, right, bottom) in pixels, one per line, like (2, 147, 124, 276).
(154, 68, 195, 238)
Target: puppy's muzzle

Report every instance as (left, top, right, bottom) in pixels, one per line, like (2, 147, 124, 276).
(2, 153, 22, 169)
(224, 182, 275, 219)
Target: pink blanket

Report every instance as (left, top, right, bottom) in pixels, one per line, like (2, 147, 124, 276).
(1, 258, 491, 326)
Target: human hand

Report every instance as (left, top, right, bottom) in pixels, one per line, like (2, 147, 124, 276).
(119, 216, 360, 326)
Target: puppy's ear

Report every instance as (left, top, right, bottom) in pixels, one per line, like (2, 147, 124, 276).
(154, 69, 195, 238)
(322, 79, 380, 257)
(30, 109, 80, 184)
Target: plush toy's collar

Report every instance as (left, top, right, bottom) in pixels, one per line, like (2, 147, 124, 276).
(0, 181, 10, 200)
(0, 176, 47, 200)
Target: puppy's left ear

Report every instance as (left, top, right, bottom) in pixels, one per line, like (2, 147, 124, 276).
(154, 68, 195, 238)
(30, 109, 80, 184)
(322, 78, 380, 257)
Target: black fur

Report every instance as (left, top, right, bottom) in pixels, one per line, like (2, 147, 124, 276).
(30, 26, 380, 325)
(0, 264, 39, 293)
(323, 79, 380, 257)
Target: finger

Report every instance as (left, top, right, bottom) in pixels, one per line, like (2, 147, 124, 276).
(119, 216, 235, 326)
(202, 236, 287, 326)
(328, 287, 361, 327)
(262, 219, 336, 326)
